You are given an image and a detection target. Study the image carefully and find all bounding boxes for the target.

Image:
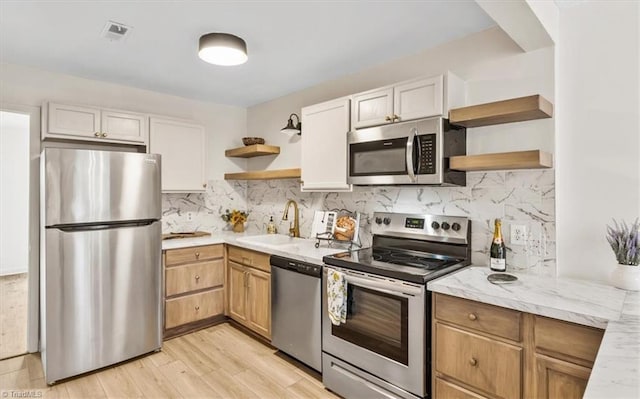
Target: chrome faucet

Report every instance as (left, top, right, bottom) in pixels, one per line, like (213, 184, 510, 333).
(282, 199, 300, 238)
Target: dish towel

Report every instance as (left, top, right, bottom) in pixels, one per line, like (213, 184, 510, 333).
(327, 268, 347, 326)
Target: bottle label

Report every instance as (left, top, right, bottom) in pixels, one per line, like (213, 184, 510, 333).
(490, 258, 506, 271)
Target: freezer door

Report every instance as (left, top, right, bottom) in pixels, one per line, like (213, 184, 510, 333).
(41, 221, 162, 383)
(43, 148, 161, 226)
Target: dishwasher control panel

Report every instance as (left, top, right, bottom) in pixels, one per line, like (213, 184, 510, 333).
(270, 255, 322, 277)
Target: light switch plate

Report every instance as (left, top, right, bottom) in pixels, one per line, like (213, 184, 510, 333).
(511, 224, 527, 245)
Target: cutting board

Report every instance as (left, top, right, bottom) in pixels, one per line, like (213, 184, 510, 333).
(162, 231, 211, 240)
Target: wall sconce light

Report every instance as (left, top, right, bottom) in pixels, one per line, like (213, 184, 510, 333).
(281, 113, 301, 135)
(198, 32, 248, 66)
(280, 114, 302, 136)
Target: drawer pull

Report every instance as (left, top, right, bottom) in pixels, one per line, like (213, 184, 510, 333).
(195, 305, 200, 311)
(195, 274, 200, 282)
(469, 357, 478, 367)
(468, 313, 478, 321)
(195, 252, 200, 259)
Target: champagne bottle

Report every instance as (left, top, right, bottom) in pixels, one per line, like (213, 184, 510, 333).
(490, 219, 506, 272)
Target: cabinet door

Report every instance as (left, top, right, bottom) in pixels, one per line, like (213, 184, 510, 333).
(351, 87, 394, 129)
(247, 268, 271, 339)
(227, 262, 248, 324)
(393, 75, 443, 122)
(46, 102, 101, 139)
(149, 117, 206, 192)
(301, 97, 352, 192)
(101, 110, 147, 144)
(535, 354, 591, 399)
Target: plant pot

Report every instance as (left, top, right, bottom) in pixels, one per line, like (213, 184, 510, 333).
(610, 264, 640, 291)
(232, 222, 245, 233)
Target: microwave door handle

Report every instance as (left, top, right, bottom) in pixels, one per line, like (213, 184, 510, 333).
(343, 274, 421, 297)
(406, 128, 418, 183)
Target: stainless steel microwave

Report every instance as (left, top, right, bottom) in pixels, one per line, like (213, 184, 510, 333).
(347, 116, 466, 186)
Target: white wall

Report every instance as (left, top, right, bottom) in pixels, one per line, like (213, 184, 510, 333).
(556, 1, 640, 282)
(246, 27, 554, 172)
(0, 63, 248, 180)
(0, 111, 30, 276)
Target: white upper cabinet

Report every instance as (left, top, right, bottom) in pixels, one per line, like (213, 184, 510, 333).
(101, 110, 147, 143)
(44, 102, 147, 144)
(351, 73, 465, 129)
(301, 96, 352, 192)
(351, 87, 394, 129)
(149, 117, 206, 193)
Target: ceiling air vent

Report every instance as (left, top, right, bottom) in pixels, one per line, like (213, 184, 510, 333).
(101, 21, 132, 42)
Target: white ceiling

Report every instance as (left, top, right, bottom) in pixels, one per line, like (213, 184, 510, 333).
(0, 1, 495, 107)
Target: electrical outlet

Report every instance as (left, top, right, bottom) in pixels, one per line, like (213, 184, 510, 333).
(186, 212, 194, 221)
(511, 224, 527, 245)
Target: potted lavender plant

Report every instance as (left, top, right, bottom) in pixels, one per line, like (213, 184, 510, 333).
(607, 218, 640, 290)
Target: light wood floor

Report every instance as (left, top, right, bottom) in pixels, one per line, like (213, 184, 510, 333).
(0, 273, 28, 359)
(0, 323, 339, 398)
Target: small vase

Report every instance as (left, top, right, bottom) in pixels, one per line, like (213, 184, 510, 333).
(611, 264, 640, 291)
(232, 222, 244, 233)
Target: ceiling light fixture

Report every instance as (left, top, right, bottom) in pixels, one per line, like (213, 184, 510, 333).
(281, 113, 301, 135)
(198, 33, 248, 66)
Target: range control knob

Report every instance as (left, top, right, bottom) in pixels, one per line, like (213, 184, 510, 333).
(383, 217, 391, 225)
(375, 217, 383, 225)
(441, 222, 451, 231)
(431, 221, 440, 230)
(452, 222, 461, 231)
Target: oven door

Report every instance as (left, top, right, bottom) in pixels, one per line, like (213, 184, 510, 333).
(322, 266, 427, 397)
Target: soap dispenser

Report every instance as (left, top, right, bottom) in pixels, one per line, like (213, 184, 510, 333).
(266, 216, 277, 234)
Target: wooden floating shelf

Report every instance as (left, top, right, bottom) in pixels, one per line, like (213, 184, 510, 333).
(225, 144, 280, 158)
(224, 168, 301, 180)
(450, 150, 553, 171)
(449, 95, 553, 128)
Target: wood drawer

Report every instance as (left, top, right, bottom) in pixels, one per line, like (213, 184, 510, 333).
(165, 244, 223, 266)
(165, 259, 224, 297)
(435, 293, 522, 342)
(165, 288, 224, 329)
(435, 323, 522, 399)
(435, 378, 489, 399)
(534, 316, 604, 365)
(227, 245, 270, 272)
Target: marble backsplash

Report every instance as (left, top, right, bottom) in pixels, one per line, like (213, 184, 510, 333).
(162, 170, 556, 276)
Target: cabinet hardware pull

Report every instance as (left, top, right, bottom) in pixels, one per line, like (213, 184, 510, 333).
(393, 114, 400, 121)
(195, 275, 200, 281)
(195, 305, 200, 311)
(195, 252, 200, 258)
(385, 115, 392, 122)
(94, 132, 101, 137)
(202, 183, 207, 188)
(101, 132, 107, 137)
(469, 357, 478, 367)
(468, 313, 477, 321)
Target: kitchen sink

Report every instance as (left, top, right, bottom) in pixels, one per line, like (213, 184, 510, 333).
(236, 234, 307, 247)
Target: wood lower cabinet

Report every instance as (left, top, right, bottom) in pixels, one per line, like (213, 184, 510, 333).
(535, 354, 591, 399)
(433, 293, 603, 399)
(163, 244, 225, 338)
(226, 246, 271, 339)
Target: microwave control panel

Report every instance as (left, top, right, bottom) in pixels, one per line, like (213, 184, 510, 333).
(417, 134, 436, 174)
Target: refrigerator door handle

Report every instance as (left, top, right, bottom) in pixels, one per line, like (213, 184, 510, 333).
(53, 219, 158, 232)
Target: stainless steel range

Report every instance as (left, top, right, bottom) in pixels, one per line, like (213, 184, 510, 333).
(321, 212, 471, 399)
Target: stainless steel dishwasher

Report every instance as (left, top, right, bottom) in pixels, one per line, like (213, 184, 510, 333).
(271, 255, 322, 372)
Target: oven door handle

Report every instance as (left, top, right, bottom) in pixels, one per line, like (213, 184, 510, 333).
(343, 273, 422, 297)
(406, 127, 418, 183)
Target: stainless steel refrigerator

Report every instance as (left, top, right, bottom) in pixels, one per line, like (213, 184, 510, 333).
(40, 148, 162, 384)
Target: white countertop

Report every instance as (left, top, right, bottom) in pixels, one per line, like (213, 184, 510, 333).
(161, 231, 349, 266)
(427, 266, 640, 399)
